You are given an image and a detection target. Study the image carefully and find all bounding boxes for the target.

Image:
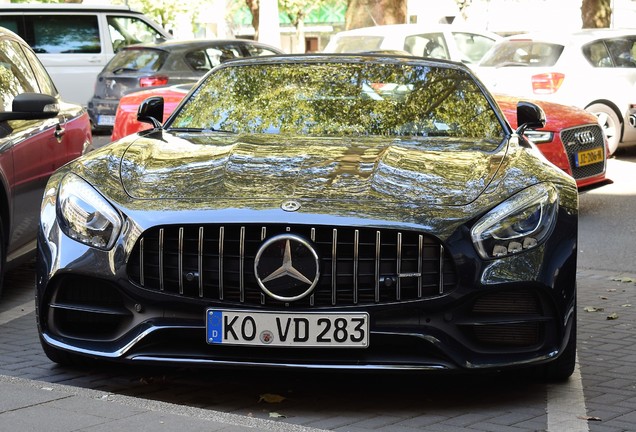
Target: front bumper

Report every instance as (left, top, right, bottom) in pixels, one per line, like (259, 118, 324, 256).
(36, 206, 578, 372)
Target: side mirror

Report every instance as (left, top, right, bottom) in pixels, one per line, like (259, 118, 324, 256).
(0, 92, 59, 122)
(515, 101, 546, 135)
(137, 96, 164, 129)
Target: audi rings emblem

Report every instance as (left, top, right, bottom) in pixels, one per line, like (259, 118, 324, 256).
(254, 234, 320, 302)
(281, 200, 301, 212)
(575, 130, 595, 146)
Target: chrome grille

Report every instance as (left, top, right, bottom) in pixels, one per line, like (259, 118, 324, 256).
(127, 224, 457, 307)
(559, 124, 606, 179)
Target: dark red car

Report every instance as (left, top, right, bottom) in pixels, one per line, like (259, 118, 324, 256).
(0, 27, 91, 296)
(111, 86, 608, 189)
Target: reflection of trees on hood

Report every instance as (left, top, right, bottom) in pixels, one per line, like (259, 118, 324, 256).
(172, 61, 504, 143)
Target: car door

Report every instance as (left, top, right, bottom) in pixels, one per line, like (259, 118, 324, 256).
(0, 36, 73, 260)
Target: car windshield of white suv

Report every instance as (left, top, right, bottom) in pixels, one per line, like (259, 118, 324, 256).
(479, 41, 564, 67)
(169, 61, 505, 148)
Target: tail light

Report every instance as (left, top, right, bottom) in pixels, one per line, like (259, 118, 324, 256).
(139, 75, 169, 88)
(531, 73, 564, 94)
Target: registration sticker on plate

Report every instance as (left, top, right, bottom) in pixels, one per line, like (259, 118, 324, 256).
(206, 310, 369, 347)
(575, 147, 603, 167)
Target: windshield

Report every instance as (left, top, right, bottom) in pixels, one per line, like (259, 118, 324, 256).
(480, 40, 564, 67)
(105, 48, 167, 73)
(168, 61, 505, 147)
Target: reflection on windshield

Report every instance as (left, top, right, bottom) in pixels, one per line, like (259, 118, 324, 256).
(168, 61, 504, 149)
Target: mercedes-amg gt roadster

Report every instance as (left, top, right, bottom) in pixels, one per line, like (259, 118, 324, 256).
(36, 54, 578, 380)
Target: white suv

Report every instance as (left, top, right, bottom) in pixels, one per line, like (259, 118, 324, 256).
(0, 4, 171, 107)
(323, 24, 501, 65)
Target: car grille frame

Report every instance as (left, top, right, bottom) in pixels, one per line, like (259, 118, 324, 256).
(559, 124, 606, 180)
(127, 224, 457, 308)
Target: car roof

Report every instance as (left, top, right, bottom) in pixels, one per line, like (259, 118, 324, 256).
(123, 38, 283, 53)
(500, 28, 636, 45)
(0, 4, 137, 12)
(332, 23, 501, 38)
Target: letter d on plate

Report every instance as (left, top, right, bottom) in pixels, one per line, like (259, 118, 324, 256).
(207, 310, 223, 343)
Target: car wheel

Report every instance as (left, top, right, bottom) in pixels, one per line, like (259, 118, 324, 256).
(587, 103, 620, 156)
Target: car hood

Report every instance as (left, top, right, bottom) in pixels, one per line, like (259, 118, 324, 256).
(119, 132, 506, 206)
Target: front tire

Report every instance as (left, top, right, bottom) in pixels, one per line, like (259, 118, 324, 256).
(587, 103, 621, 156)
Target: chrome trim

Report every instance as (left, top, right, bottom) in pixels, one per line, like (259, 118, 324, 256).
(139, 238, 145, 287)
(331, 228, 337, 305)
(218, 226, 224, 300)
(418, 235, 423, 298)
(198, 227, 204, 298)
(439, 244, 445, 294)
(240, 226, 245, 303)
(397, 232, 402, 301)
(178, 227, 184, 295)
(159, 228, 164, 291)
(353, 229, 359, 305)
(375, 230, 380, 303)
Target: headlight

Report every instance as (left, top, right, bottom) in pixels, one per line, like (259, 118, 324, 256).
(471, 183, 558, 259)
(524, 130, 553, 144)
(57, 173, 122, 250)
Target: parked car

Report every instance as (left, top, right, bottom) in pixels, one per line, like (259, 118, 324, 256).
(0, 3, 171, 107)
(323, 24, 502, 64)
(0, 26, 91, 297)
(477, 29, 636, 155)
(37, 54, 578, 380)
(111, 85, 608, 189)
(88, 39, 283, 131)
(495, 94, 608, 189)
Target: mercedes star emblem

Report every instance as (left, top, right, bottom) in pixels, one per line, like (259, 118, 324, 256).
(254, 234, 320, 302)
(281, 200, 301, 212)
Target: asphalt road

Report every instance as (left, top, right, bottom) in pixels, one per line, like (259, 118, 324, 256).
(578, 146, 636, 273)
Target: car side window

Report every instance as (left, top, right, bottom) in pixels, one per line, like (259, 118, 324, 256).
(185, 50, 212, 71)
(404, 33, 449, 60)
(24, 15, 100, 54)
(107, 16, 166, 52)
(452, 32, 497, 63)
(582, 41, 613, 67)
(244, 45, 280, 56)
(205, 46, 242, 67)
(0, 39, 38, 111)
(604, 37, 636, 67)
(20, 44, 57, 96)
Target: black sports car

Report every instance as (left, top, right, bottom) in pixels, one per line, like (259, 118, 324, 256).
(36, 54, 578, 380)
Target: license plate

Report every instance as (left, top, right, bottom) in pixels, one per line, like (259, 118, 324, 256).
(206, 310, 369, 347)
(97, 115, 116, 126)
(575, 147, 603, 167)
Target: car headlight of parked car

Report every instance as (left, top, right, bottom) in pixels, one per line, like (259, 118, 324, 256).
(57, 173, 122, 250)
(471, 183, 558, 259)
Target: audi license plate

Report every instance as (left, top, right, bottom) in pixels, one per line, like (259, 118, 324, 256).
(206, 310, 369, 347)
(575, 147, 603, 167)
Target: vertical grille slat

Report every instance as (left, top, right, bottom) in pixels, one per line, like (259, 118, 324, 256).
(128, 224, 457, 307)
(331, 229, 337, 306)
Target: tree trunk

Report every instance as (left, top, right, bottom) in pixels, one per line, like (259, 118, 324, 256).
(246, 0, 260, 39)
(345, 0, 407, 30)
(581, 0, 612, 28)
